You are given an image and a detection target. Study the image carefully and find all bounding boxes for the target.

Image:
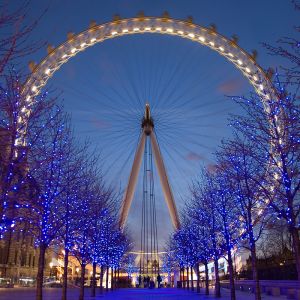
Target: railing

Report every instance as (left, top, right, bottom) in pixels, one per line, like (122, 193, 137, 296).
(221, 280, 300, 299)
(177, 280, 212, 289)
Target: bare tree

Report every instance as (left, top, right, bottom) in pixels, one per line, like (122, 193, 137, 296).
(0, 2, 45, 76)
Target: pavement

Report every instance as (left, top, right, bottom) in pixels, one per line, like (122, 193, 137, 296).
(0, 287, 288, 300)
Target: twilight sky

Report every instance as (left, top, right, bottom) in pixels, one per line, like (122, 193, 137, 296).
(16, 0, 298, 250)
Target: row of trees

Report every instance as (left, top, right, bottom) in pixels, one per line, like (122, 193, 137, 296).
(168, 10, 300, 300)
(0, 70, 130, 300)
(169, 82, 299, 300)
(0, 4, 130, 300)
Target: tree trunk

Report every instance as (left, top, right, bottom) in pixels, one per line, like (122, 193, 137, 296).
(196, 263, 200, 293)
(106, 266, 109, 292)
(179, 269, 182, 288)
(115, 268, 118, 289)
(4, 229, 13, 276)
(111, 267, 114, 291)
(36, 243, 47, 300)
(214, 257, 221, 298)
(182, 268, 185, 289)
(191, 266, 194, 291)
(291, 227, 300, 282)
(100, 265, 104, 294)
(204, 262, 209, 295)
(186, 266, 190, 290)
(91, 262, 96, 297)
(78, 264, 86, 300)
(250, 242, 261, 300)
(227, 248, 236, 300)
(118, 269, 120, 288)
(62, 248, 69, 300)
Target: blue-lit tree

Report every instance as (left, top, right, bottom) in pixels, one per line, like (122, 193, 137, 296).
(193, 221, 211, 295)
(232, 7, 300, 280)
(89, 185, 115, 297)
(230, 77, 300, 283)
(0, 1, 48, 238)
(58, 141, 93, 300)
(108, 229, 128, 290)
(216, 137, 268, 300)
(121, 253, 136, 286)
(0, 71, 56, 239)
(213, 170, 242, 300)
(235, 86, 300, 280)
(162, 240, 177, 287)
(21, 107, 73, 300)
(190, 173, 223, 298)
(70, 164, 97, 300)
(172, 224, 199, 291)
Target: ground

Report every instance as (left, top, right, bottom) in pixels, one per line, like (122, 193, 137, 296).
(0, 287, 288, 300)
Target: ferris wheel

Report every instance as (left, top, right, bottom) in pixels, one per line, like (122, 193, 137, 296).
(19, 13, 276, 265)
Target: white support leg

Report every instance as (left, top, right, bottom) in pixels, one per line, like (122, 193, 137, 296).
(150, 132, 180, 230)
(119, 133, 146, 229)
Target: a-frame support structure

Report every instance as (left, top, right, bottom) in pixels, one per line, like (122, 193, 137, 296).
(119, 104, 180, 230)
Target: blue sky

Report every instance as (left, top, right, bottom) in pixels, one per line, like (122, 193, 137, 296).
(17, 0, 298, 250)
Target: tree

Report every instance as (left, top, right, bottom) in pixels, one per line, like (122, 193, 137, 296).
(234, 3, 300, 280)
(23, 107, 73, 300)
(213, 170, 242, 300)
(216, 137, 269, 300)
(71, 165, 97, 300)
(89, 185, 115, 297)
(58, 141, 92, 300)
(0, 2, 44, 76)
(162, 240, 177, 287)
(190, 174, 223, 298)
(0, 71, 55, 238)
(121, 253, 136, 286)
(229, 74, 300, 282)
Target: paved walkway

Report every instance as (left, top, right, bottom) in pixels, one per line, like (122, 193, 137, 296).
(0, 287, 287, 300)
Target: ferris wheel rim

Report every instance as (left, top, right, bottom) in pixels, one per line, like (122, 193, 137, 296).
(17, 14, 277, 146)
(23, 16, 276, 97)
